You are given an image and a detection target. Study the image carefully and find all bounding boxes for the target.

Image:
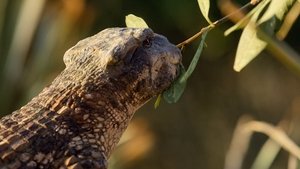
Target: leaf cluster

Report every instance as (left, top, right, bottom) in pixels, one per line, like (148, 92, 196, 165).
(125, 0, 298, 107)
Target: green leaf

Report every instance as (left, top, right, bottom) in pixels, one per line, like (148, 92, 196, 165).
(163, 65, 187, 103)
(197, 0, 212, 24)
(154, 94, 162, 109)
(163, 31, 208, 103)
(180, 31, 208, 82)
(233, 3, 277, 72)
(234, 23, 267, 72)
(258, 0, 295, 24)
(233, 0, 293, 71)
(224, 0, 271, 36)
(125, 14, 149, 28)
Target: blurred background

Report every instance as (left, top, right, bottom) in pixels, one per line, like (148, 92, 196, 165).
(0, 0, 300, 169)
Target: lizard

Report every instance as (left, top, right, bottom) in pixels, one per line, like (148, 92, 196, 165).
(0, 27, 182, 169)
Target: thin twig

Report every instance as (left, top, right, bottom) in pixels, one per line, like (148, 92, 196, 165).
(176, 26, 212, 48)
(176, 1, 261, 48)
(212, 2, 254, 26)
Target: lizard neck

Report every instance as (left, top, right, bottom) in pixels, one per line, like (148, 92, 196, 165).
(30, 66, 152, 159)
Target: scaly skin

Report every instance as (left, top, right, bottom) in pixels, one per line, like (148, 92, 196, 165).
(0, 28, 182, 169)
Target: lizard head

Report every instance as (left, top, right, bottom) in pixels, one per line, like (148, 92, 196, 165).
(59, 28, 182, 161)
(63, 27, 182, 96)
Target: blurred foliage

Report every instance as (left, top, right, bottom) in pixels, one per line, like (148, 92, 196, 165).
(0, 0, 300, 169)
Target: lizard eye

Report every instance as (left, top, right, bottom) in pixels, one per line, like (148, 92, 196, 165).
(142, 38, 152, 48)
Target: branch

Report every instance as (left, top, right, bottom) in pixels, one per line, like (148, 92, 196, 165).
(176, 1, 260, 48)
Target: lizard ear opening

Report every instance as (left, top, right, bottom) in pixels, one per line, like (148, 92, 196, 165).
(106, 45, 138, 66)
(123, 47, 138, 65)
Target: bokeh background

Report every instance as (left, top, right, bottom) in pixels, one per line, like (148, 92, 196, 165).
(0, 0, 300, 169)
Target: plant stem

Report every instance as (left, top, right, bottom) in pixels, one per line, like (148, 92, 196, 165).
(176, 1, 261, 48)
(176, 26, 212, 48)
(259, 28, 300, 75)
